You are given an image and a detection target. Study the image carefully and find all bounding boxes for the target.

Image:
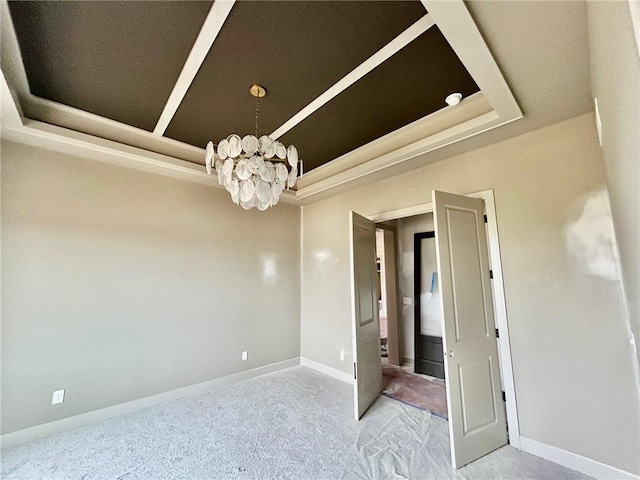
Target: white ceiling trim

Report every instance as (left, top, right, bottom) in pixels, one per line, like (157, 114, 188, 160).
(3, 119, 210, 183)
(269, 14, 435, 140)
(0, 0, 30, 100)
(0, 0, 212, 162)
(1, 70, 24, 129)
(297, 92, 491, 186)
(152, 0, 235, 136)
(0, 0, 523, 207)
(22, 93, 205, 163)
(0, 92, 297, 204)
(422, 0, 522, 120)
(290, 0, 523, 200)
(295, 110, 509, 201)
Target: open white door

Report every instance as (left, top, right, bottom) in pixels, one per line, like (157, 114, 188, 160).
(432, 191, 507, 468)
(350, 211, 381, 420)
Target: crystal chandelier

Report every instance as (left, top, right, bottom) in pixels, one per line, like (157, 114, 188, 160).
(204, 84, 300, 211)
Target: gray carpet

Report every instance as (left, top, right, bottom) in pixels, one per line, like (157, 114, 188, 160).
(1, 366, 591, 480)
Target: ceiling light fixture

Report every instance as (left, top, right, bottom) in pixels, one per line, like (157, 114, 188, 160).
(204, 84, 301, 210)
(445, 92, 463, 106)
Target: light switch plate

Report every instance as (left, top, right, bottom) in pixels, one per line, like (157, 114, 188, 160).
(241, 351, 248, 361)
(403, 297, 413, 305)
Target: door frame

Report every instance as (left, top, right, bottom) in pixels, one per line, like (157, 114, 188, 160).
(375, 223, 402, 365)
(367, 188, 521, 450)
(414, 231, 445, 379)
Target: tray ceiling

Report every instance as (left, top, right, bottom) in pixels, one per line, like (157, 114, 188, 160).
(279, 27, 478, 171)
(164, 0, 428, 150)
(8, 0, 213, 132)
(2, 0, 522, 200)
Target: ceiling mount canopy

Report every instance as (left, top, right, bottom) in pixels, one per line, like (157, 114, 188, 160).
(205, 84, 301, 211)
(249, 83, 266, 99)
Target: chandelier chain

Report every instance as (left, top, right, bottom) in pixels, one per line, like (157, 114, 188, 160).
(255, 93, 260, 137)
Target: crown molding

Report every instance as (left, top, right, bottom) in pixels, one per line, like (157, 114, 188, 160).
(1, 0, 521, 206)
(270, 14, 435, 140)
(153, 0, 235, 136)
(0, 111, 298, 205)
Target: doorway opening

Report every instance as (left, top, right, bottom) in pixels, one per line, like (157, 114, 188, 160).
(374, 213, 444, 375)
(375, 214, 448, 418)
(351, 189, 520, 469)
(376, 229, 388, 360)
(414, 230, 444, 379)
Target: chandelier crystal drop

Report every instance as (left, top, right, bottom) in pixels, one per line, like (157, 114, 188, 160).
(204, 84, 300, 211)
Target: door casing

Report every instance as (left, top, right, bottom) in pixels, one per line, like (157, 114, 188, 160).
(376, 224, 402, 366)
(365, 188, 521, 450)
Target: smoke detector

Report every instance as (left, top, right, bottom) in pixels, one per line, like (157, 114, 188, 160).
(445, 93, 463, 106)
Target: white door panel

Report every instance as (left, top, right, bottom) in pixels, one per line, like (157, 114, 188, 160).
(433, 191, 507, 468)
(350, 211, 381, 420)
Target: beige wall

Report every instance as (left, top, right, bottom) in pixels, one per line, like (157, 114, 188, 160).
(1, 140, 301, 434)
(587, 1, 640, 364)
(300, 113, 640, 475)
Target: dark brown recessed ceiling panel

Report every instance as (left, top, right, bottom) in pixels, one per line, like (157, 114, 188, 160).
(8, 1, 213, 131)
(278, 26, 480, 172)
(164, 1, 425, 148)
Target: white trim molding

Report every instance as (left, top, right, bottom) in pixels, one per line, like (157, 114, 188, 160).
(369, 202, 434, 224)
(293, 0, 523, 200)
(0, 358, 300, 449)
(0, 0, 522, 205)
(520, 436, 640, 480)
(300, 357, 354, 385)
(270, 14, 435, 140)
(422, 1, 521, 121)
(0, 118, 298, 204)
(475, 189, 521, 449)
(153, 0, 235, 136)
(0, 70, 23, 129)
(629, 0, 640, 58)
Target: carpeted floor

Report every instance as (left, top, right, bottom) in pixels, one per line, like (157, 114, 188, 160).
(381, 363, 448, 419)
(1, 366, 592, 480)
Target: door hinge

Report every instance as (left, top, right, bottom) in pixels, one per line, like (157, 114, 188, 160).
(502, 391, 506, 402)
(483, 214, 488, 223)
(489, 270, 494, 279)
(495, 328, 500, 338)
(353, 362, 357, 380)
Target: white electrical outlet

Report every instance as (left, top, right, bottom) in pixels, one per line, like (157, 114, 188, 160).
(241, 351, 248, 360)
(51, 389, 65, 405)
(339, 349, 345, 361)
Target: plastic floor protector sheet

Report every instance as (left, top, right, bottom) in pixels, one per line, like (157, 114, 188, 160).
(340, 395, 591, 480)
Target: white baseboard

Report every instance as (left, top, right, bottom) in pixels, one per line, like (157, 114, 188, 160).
(1, 357, 300, 449)
(520, 436, 639, 480)
(402, 357, 415, 366)
(300, 357, 354, 384)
